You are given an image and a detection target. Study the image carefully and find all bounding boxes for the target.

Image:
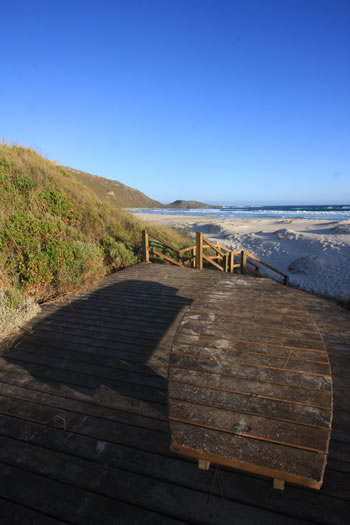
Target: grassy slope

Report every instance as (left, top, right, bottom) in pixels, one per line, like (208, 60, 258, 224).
(65, 167, 163, 208)
(63, 168, 215, 210)
(0, 144, 190, 306)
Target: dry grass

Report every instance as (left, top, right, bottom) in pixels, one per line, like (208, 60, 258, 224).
(0, 143, 191, 308)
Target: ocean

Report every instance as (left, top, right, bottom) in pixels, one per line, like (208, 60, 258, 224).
(131, 204, 350, 221)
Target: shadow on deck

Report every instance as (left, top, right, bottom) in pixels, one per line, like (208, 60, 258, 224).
(0, 263, 349, 524)
(3, 278, 191, 419)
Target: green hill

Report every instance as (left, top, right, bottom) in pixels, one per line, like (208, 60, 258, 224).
(63, 168, 216, 210)
(65, 167, 163, 209)
(0, 144, 190, 332)
(164, 200, 219, 209)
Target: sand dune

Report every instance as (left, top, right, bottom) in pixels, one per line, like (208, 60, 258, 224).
(135, 213, 350, 300)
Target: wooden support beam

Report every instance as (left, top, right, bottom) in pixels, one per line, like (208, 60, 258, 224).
(196, 232, 203, 270)
(198, 460, 211, 471)
(229, 251, 235, 273)
(202, 254, 224, 271)
(223, 254, 228, 273)
(273, 479, 286, 491)
(142, 230, 150, 263)
(192, 247, 196, 268)
(241, 250, 247, 274)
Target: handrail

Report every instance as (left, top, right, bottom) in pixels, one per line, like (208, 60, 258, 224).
(245, 252, 289, 285)
(202, 235, 226, 257)
(143, 230, 195, 267)
(142, 230, 289, 285)
(151, 248, 182, 267)
(146, 232, 181, 254)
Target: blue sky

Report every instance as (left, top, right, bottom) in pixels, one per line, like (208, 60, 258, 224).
(1, 0, 349, 204)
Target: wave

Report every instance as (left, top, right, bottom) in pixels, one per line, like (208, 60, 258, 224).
(132, 205, 350, 221)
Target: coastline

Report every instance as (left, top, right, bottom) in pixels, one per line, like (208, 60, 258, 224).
(132, 212, 350, 301)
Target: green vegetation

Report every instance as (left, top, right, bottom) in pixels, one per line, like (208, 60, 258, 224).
(164, 200, 219, 209)
(65, 167, 163, 208)
(0, 143, 190, 308)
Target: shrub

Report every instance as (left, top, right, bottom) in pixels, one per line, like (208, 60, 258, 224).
(67, 241, 105, 284)
(40, 188, 82, 225)
(101, 235, 137, 269)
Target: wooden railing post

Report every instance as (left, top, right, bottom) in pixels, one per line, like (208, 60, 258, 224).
(241, 250, 247, 274)
(192, 247, 196, 268)
(142, 230, 150, 263)
(223, 254, 228, 273)
(229, 252, 234, 273)
(196, 232, 203, 270)
(284, 275, 289, 286)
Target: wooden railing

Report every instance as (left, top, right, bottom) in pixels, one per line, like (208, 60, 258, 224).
(143, 230, 289, 285)
(143, 230, 196, 267)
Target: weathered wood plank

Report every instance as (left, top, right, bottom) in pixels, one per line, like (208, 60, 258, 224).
(0, 411, 347, 523)
(0, 498, 64, 524)
(0, 462, 185, 525)
(169, 367, 332, 408)
(177, 321, 325, 350)
(0, 358, 168, 409)
(1, 352, 167, 389)
(185, 310, 319, 332)
(173, 335, 329, 361)
(170, 421, 326, 489)
(169, 381, 331, 427)
(0, 264, 347, 522)
(0, 434, 306, 525)
(0, 378, 168, 430)
(169, 399, 330, 452)
(169, 277, 333, 490)
(170, 354, 331, 391)
(172, 343, 331, 375)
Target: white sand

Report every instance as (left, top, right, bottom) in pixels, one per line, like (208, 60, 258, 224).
(133, 212, 350, 300)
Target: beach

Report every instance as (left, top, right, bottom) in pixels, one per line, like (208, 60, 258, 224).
(133, 212, 350, 301)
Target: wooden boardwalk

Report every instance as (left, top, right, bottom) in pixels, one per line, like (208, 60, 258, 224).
(0, 263, 349, 524)
(168, 277, 332, 490)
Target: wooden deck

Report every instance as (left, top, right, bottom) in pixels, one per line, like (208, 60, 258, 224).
(168, 277, 332, 490)
(0, 263, 349, 524)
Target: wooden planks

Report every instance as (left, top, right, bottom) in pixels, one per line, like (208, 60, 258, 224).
(1, 264, 349, 523)
(168, 277, 333, 490)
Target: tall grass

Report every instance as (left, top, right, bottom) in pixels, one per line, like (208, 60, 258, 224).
(0, 143, 190, 304)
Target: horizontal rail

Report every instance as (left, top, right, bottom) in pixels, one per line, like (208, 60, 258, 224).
(148, 232, 181, 254)
(151, 248, 182, 267)
(246, 253, 287, 278)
